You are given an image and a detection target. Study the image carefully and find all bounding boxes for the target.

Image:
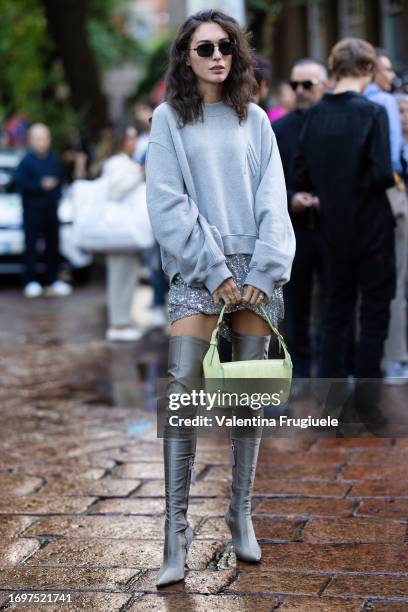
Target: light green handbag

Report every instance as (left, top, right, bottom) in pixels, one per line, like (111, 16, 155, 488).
(203, 305, 293, 405)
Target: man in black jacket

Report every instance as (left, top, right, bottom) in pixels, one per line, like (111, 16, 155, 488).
(294, 39, 395, 423)
(15, 123, 72, 298)
(274, 59, 327, 381)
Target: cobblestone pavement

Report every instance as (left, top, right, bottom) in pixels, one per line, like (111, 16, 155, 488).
(0, 284, 408, 611)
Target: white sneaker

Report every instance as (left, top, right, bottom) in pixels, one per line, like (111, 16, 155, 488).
(384, 361, 408, 385)
(45, 280, 73, 297)
(23, 282, 43, 298)
(150, 306, 168, 328)
(106, 327, 144, 342)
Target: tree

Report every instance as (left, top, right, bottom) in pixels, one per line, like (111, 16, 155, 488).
(42, 0, 108, 139)
(88, 0, 145, 70)
(131, 32, 173, 101)
(0, 0, 144, 146)
(0, 1, 54, 127)
(247, 0, 283, 57)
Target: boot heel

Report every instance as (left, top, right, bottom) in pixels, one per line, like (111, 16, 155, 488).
(225, 506, 261, 562)
(184, 525, 194, 566)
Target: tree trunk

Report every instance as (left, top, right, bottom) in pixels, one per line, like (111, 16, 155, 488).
(42, 0, 108, 139)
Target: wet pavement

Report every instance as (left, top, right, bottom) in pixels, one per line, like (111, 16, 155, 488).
(0, 283, 408, 611)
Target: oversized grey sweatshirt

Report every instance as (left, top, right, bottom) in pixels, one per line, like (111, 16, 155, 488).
(145, 100, 296, 298)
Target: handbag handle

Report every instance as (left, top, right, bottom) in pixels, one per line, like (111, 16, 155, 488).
(208, 304, 292, 367)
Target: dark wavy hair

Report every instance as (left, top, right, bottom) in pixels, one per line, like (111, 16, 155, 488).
(165, 10, 257, 126)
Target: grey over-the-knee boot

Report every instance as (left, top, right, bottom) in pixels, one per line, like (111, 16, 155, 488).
(225, 331, 270, 562)
(156, 335, 209, 587)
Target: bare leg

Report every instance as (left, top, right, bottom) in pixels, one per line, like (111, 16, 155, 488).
(172, 301, 273, 339)
(232, 309, 271, 336)
(170, 313, 218, 341)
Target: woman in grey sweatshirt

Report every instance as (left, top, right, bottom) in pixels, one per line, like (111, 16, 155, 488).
(146, 9, 295, 587)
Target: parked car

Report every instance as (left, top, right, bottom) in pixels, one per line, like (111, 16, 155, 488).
(0, 148, 92, 277)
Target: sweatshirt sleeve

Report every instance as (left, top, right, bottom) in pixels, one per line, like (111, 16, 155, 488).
(145, 106, 232, 294)
(245, 115, 296, 297)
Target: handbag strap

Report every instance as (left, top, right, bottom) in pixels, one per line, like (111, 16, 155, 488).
(209, 304, 292, 366)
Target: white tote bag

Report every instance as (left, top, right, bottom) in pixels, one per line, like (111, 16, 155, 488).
(72, 177, 154, 252)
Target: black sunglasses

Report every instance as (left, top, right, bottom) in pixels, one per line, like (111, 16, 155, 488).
(290, 79, 320, 91)
(188, 40, 235, 58)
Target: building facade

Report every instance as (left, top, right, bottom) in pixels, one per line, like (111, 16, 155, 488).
(272, 0, 408, 81)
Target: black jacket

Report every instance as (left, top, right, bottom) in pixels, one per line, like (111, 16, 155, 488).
(294, 91, 395, 250)
(274, 110, 304, 206)
(274, 109, 319, 230)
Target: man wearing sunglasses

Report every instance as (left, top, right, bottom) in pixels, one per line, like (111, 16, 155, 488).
(273, 59, 328, 387)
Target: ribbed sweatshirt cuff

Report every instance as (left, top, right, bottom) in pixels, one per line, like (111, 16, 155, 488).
(244, 269, 276, 299)
(204, 260, 233, 295)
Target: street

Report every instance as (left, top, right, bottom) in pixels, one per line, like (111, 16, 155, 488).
(0, 283, 408, 611)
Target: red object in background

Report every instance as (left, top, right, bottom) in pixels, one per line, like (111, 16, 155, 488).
(5, 114, 30, 146)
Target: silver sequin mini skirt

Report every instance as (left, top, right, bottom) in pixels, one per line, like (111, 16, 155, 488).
(168, 254, 284, 341)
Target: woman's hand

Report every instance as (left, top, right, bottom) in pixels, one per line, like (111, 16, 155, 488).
(212, 278, 242, 306)
(242, 284, 266, 306)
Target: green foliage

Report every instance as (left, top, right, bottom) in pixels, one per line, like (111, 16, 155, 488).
(0, 0, 49, 122)
(0, 0, 78, 148)
(0, 0, 149, 149)
(247, 0, 282, 19)
(88, 0, 146, 69)
(88, 0, 122, 20)
(131, 31, 174, 101)
(246, 0, 283, 56)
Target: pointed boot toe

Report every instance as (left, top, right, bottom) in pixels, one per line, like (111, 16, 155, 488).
(226, 508, 262, 562)
(156, 526, 193, 587)
(235, 547, 262, 563)
(156, 565, 186, 587)
(235, 540, 262, 563)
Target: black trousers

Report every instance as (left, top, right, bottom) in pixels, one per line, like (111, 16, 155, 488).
(23, 202, 59, 286)
(319, 236, 396, 380)
(283, 226, 325, 377)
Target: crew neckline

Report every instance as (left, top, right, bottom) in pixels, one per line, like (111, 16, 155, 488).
(202, 100, 232, 116)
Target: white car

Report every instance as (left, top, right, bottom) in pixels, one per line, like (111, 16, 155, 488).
(0, 148, 92, 276)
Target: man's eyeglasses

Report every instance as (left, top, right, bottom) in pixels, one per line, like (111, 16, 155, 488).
(187, 40, 235, 58)
(290, 79, 321, 91)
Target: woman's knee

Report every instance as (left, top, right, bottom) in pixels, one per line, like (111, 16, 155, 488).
(232, 309, 271, 336)
(170, 314, 218, 342)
